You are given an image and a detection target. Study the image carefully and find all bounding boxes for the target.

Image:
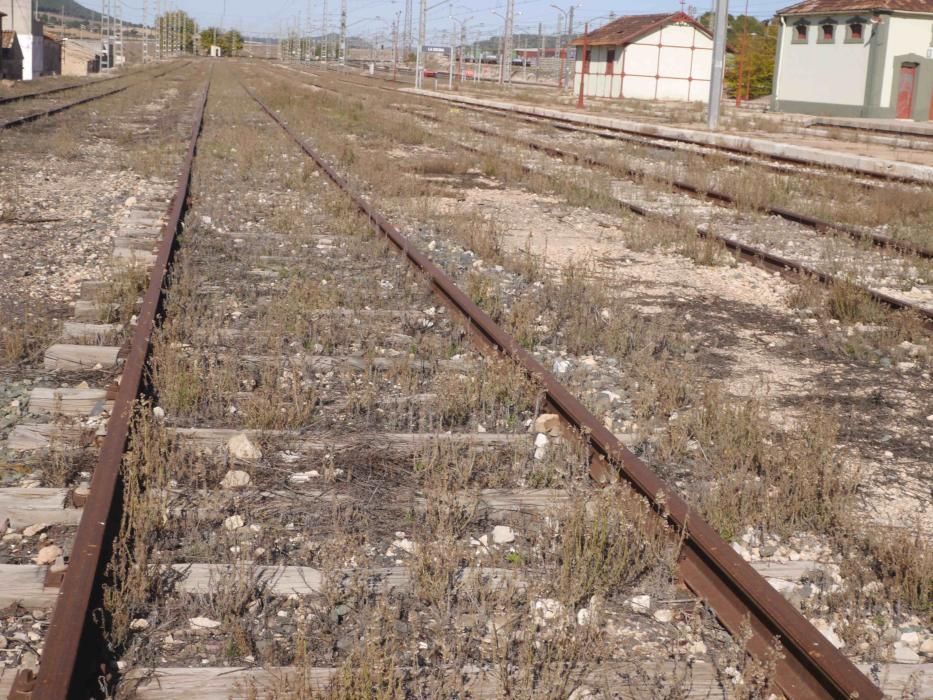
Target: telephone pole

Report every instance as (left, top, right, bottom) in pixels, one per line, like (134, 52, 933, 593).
(707, 0, 728, 128)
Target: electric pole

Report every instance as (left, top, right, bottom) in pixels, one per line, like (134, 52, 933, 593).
(339, 0, 346, 63)
(321, 0, 327, 62)
(403, 0, 412, 58)
(503, 0, 514, 83)
(707, 0, 728, 128)
(537, 21, 542, 67)
(415, 0, 425, 88)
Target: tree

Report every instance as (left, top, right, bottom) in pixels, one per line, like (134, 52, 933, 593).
(199, 27, 244, 56)
(727, 20, 777, 100)
(697, 13, 777, 100)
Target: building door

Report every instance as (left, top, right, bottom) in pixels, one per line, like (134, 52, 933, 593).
(896, 63, 917, 119)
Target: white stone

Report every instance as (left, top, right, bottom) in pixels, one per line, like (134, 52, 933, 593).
(130, 618, 150, 631)
(533, 446, 547, 461)
(22, 523, 47, 537)
(688, 640, 707, 655)
(533, 598, 565, 623)
(900, 631, 921, 646)
(491, 525, 516, 544)
(653, 609, 673, 623)
(552, 359, 571, 374)
(223, 515, 245, 531)
(124, 196, 137, 207)
(228, 433, 262, 460)
(812, 619, 844, 649)
(629, 594, 651, 613)
(576, 608, 591, 626)
(893, 645, 921, 663)
(730, 542, 750, 560)
(34, 544, 62, 565)
(289, 470, 321, 483)
(391, 538, 416, 554)
(189, 617, 222, 630)
(534, 433, 549, 448)
(220, 470, 251, 489)
(152, 406, 165, 420)
(919, 638, 933, 655)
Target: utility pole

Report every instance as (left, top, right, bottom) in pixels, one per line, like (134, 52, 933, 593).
(707, 0, 728, 128)
(392, 12, 398, 79)
(142, 0, 149, 62)
(415, 0, 425, 88)
(321, 0, 327, 62)
(537, 21, 542, 68)
(448, 18, 454, 89)
(339, 0, 346, 63)
(503, 0, 514, 84)
(403, 0, 411, 58)
(459, 20, 465, 82)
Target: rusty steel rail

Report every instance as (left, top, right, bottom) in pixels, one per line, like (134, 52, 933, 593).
(9, 75, 211, 700)
(0, 62, 188, 131)
(0, 75, 125, 107)
(244, 84, 884, 700)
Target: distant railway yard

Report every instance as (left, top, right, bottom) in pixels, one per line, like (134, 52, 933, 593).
(0, 59, 930, 699)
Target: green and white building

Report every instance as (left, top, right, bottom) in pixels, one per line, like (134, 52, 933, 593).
(772, 0, 933, 121)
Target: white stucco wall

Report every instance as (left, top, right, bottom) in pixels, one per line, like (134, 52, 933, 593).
(775, 14, 871, 105)
(573, 21, 712, 102)
(879, 14, 933, 108)
(18, 33, 43, 80)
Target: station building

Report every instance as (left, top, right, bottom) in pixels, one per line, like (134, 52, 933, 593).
(773, 0, 933, 121)
(570, 12, 715, 102)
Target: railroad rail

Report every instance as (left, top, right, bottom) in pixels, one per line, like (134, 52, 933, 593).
(1, 64, 902, 700)
(294, 67, 933, 326)
(248, 81, 884, 700)
(401, 106, 933, 261)
(303, 66, 933, 186)
(0, 74, 124, 107)
(8, 73, 211, 700)
(0, 62, 187, 130)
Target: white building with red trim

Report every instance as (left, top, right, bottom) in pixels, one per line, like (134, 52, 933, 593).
(571, 11, 714, 102)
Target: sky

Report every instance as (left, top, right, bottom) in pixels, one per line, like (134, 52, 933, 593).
(116, 0, 790, 42)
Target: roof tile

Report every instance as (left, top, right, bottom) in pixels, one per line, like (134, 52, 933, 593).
(777, 0, 933, 14)
(570, 11, 712, 46)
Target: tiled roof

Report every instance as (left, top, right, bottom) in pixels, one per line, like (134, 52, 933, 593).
(777, 0, 933, 14)
(569, 11, 712, 46)
(1, 30, 16, 49)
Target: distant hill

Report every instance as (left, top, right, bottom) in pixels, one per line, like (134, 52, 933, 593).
(37, 0, 100, 22)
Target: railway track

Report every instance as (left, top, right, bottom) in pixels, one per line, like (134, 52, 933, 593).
(0, 61, 189, 130)
(0, 73, 126, 107)
(0, 61, 908, 700)
(282, 66, 933, 327)
(301, 66, 929, 186)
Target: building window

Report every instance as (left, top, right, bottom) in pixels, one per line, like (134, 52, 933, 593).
(792, 22, 809, 43)
(818, 22, 836, 43)
(605, 48, 615, 74)
(846, 19, 866, 42)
